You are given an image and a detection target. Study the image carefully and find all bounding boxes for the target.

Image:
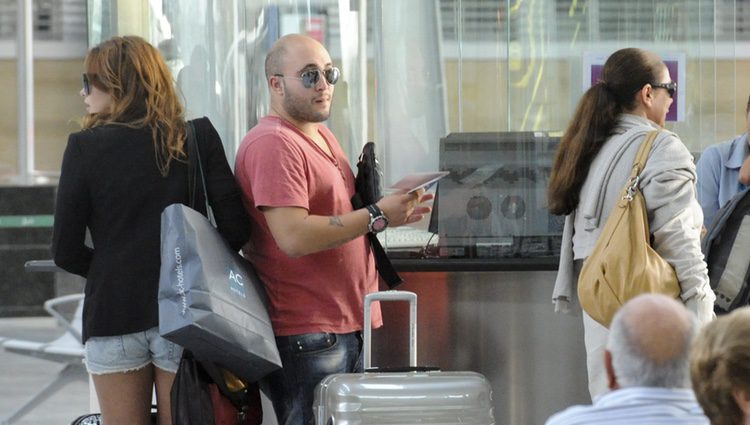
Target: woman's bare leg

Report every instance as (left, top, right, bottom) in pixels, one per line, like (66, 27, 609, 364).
(154, 366, 177, 425)
(92, 365, 154, 425)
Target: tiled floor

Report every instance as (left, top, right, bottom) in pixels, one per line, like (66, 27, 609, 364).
(0, 316, 90, 425)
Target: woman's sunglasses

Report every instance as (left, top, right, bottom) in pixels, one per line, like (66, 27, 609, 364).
(81, 73, 93, 96)
(274, 67, 340, 89)
(650, 81, 677, 98)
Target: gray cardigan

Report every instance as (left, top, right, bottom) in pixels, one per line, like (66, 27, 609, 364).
(552, 114, 715, 323)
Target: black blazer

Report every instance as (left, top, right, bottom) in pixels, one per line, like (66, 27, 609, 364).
(52, 117, 250, 341)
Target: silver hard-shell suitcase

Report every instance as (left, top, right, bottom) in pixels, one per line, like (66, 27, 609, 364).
(313, 290, 494, 424)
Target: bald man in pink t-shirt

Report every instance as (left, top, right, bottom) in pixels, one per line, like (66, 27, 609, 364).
(234, 34, 431, 425)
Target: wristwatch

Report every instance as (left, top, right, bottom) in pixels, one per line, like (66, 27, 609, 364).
(366, 204, 389, 234)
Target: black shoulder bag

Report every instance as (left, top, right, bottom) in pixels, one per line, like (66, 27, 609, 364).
(351, 142, 403, 288)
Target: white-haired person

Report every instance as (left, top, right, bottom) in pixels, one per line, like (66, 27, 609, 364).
(545, 294, 709, 425)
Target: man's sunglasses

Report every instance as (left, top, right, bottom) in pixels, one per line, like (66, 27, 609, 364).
(81, 73, 94, 96)
(274, 67, 340, 89)
(650, 81, 677, 98)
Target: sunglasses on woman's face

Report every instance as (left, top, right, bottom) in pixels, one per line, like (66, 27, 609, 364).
(650, 81, 677, 98)
(81, 73, 92, 96)
(274, 67, 340, 89)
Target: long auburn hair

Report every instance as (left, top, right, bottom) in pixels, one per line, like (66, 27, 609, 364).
(82, 35, 186, 176)
(547, 48, 666, 215)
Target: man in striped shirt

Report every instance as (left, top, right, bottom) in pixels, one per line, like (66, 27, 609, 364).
(545, 294, 709, 425)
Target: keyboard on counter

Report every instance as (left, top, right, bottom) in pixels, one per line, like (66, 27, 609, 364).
(377, 226, 438, 250)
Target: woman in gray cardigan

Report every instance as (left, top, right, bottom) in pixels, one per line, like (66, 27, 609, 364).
(547, 48, 715, 399)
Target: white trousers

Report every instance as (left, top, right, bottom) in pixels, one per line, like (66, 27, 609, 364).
(582, 310, 610, 400)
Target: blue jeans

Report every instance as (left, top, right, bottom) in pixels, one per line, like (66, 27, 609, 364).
(266, 331, 363, 425)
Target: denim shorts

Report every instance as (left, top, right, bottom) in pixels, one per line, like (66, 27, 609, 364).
(84, 327, 183, 375)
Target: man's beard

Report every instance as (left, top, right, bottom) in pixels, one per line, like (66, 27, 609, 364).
(283, 93, 330, 123)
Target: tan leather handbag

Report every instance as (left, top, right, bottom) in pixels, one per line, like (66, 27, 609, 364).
(577, 130, 680, 327)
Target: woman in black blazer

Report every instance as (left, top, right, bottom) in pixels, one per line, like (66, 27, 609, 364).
(52, 36, 250, 425)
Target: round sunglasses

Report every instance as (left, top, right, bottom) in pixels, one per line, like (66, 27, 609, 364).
(274, 67, 340, 89)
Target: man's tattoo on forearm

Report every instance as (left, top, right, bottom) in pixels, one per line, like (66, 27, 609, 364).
(329, 216, 344, 227)
(322, 215, 359, 249)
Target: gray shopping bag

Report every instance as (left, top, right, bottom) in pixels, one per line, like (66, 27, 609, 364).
(158, 203, 281, 383)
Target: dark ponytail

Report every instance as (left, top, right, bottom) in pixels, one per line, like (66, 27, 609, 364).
(548, 48, 665, 215)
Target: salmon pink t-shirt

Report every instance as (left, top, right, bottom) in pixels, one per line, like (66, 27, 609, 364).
(235, 116, 382, 336)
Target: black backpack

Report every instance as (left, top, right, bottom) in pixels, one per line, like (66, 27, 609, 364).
(701, 188, 750, 314)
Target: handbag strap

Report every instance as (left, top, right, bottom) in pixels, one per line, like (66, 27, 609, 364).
(630, 130, 659, 178)
(186, 120, 216, 225)
(623, 130, 659, 200)
(367, 233, 403, 288)
(186, 121, 199, 209)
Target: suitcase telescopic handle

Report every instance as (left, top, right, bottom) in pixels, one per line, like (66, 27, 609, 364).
(363, 290, 417, 370)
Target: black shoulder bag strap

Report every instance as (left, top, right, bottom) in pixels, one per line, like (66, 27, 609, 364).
(351, 142, 402, 288)
(369, 231, 403, 288)
(351, 194, 402, 288)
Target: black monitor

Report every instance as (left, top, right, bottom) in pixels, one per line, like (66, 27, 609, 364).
(433, 132, 563, 258)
